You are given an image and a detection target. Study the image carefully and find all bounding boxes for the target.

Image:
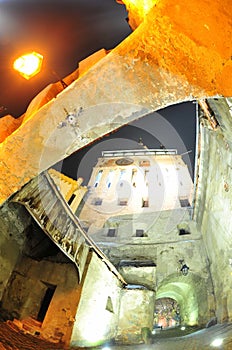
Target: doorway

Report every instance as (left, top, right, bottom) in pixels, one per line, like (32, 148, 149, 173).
(37, 283, 56, 322)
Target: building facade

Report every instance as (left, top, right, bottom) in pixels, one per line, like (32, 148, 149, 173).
(79, 149, 193, 235)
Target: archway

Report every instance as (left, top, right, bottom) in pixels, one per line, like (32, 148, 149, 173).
(154, 297, 180, 329)
(156, 273, 212, 327)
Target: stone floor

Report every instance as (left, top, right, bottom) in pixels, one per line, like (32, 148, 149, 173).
(1, 322, 232, 350)
(0, 321, 66, 350)
(93, 324, 232, 350)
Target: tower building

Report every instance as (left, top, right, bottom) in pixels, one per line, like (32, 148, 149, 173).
(79, 149, 193, 236)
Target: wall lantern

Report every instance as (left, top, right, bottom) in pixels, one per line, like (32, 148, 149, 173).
(179, 259, 189, 276)
(13, 51, 43, 80)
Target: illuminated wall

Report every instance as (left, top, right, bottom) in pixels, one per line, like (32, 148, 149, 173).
(79, 150, 193, 231)
(194, 98, 232, 323)
(48, 168, 87, 213)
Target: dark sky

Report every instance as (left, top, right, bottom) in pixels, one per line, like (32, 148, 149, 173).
(0, 0, 196, 181)
(0, 0, 131, 117)
(56, 101, 196, 183)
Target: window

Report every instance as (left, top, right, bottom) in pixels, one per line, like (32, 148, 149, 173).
(144, 169, 149, 187)
(94, 170, 103, 188)
(106, 170, 114, 189)
(92, 198, 103, 206)
(179, 229, 191, 236)
(135, 229, 145, 237)
(139, 160, 150, 167)
(119, 169, 126, 181)
(142, 199, 149, 207)
(107, 229, 116, 237)
(118, 199, 128, 206)
(68, 193, 76, 205)
(179, 198, 190, 207)
(131, 169, 137, 187)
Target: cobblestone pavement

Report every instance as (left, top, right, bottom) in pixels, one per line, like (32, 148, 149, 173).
(0, 321, 71, 350)
(1, 322, 232, 350)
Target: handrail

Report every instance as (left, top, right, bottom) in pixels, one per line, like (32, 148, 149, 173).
(44, 171, 127, 285)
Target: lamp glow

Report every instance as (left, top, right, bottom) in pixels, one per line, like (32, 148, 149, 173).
(211, 338, 223, 347)
(13, 52, 43, 79)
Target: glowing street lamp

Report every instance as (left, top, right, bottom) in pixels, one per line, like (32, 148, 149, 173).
(13, 51, 43, 80)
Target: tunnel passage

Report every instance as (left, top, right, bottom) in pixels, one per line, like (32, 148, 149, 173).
(154, 297, 180, 329)
(156, 273, 212, 326)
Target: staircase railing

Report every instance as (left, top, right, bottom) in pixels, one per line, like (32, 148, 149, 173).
(12, 171, 126, 285)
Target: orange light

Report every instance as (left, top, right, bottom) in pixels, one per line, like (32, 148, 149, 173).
(13, 52, 43, 80)
(118, 0, 156, 29)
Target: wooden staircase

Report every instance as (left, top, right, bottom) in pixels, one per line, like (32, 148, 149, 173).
(12, 171, 126, 285)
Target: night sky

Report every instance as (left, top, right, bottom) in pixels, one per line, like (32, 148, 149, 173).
(0, 0, 196, 182)
(0, 0, 131, 117)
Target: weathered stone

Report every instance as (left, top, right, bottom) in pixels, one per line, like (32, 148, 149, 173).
(0, 201, 31, 300)
(194, 98, 232, 323)
(0, 114, 24, 143)
(0, 0, 231, 205)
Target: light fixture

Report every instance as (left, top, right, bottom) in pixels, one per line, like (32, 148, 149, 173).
(211, 338, 223, 347)
(179, 259, 189, 276)
(13, 52, 43, 80)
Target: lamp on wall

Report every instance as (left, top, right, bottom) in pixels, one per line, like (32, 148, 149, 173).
(179, 259, 189, 276)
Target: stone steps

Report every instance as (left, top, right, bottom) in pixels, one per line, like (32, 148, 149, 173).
(12, 171, 126, 285)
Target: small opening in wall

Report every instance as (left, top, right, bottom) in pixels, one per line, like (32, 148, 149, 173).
(118, 199, 128, 206)
(135, 229, 145, 237)
(37, 284, 56, 322)
(92, 198, 103, 206)
(107, 228, 116, 237)
(179, 229, 191, 235)
(106, 296, 114, 313)
(179, 198, 190, 207)
(68, 193, 76, 205)
(142, 199, 149, 208)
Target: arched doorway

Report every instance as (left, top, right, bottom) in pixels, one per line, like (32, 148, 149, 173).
(154, 297, 180, 329)
(155, 273, 213, 327)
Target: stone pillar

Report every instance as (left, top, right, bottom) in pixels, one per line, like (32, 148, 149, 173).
(116, 286, 155, 344)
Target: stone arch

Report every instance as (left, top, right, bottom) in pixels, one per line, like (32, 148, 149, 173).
(156, 273, 211, 326)
(0, 0, 231, 205)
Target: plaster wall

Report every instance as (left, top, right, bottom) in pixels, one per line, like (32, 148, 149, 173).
(48, 168, 87, 213)
(0, 202, 31, 300)
(0, 0, 231, 206)
(195, 99, 232, 323)
(80, 153, 193, 230)
(1, 256, 80, 346)
(70, 251, 122, 347)
(116, 288, 155, 344)
(93, 208, 193, 243)
(98, 214, 214, 326)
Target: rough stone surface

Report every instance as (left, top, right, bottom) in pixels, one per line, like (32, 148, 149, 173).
(194, 98, 232, 323)
(0, 0, 231, 205)
(0, 202, 31, 300)
(0, 115, 24, 143)
(1, 256, 80, 347)
(116, 288, 155, 344)
(70, 251, 122, 347)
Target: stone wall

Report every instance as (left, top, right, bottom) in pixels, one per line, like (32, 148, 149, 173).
(70, 250, 155, 347)
(98, 212, 214, 326)
(195, 98, 232, 323)
(116, 287, 155, 344)
(0, 0, 231, 206)
(70, 251, 122, 347)
(1, 255, 80, 346)
(0, 202, 31, 300)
